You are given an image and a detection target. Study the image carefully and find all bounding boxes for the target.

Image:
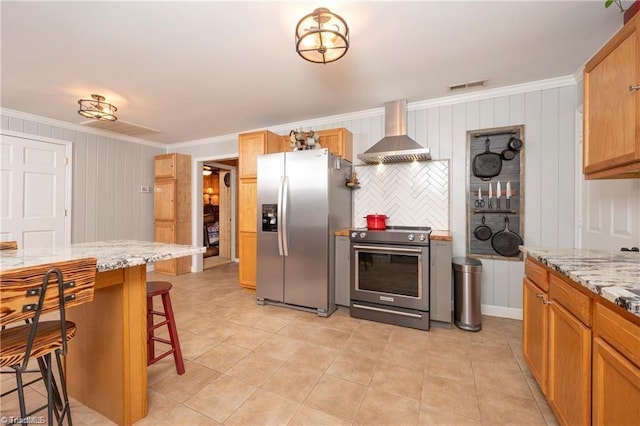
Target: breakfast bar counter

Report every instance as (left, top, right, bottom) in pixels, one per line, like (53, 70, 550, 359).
(0, 240, 205, 425)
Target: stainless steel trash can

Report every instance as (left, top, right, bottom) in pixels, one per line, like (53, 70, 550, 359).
(453, 257, 482, 331)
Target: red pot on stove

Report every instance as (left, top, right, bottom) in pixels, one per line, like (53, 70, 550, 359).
(364, 214, 388, 230)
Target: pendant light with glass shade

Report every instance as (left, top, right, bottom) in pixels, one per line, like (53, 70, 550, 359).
(295, 7, 349, 64)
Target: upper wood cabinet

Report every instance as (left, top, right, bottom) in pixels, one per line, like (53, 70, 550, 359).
(154, 154, 178, 178)
(317, 128, 353, 162)
(238, 130, 284, 178)
(584, 14, 640, 179)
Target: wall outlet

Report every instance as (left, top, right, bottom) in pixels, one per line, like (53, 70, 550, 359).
(140, 185, 150, 193)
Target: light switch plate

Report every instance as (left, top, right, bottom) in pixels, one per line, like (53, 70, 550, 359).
(140, 185, 150, 193)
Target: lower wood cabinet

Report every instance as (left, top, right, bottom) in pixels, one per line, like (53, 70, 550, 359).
(548, 300, 591, 426)
(238, 231, 256, 289)
(592, 337, 640, 426)
(523, 256, 640, 425)
(523, 277, 548, 394)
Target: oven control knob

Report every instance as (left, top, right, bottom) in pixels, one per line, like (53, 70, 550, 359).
(419, 234, 426, 242)
(407, 234, 415, 241)
(359, 232, 367, 238)
(351, 231, 358, 238)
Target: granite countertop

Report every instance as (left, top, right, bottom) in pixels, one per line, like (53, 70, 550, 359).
(0, 240, 206, 273)
(520, 246, 640, 317)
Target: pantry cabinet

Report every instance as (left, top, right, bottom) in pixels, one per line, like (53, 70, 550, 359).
(154, 153, 191, 275)
(583, 13, 640, 179)
(523, 256, 640, 425)
(238, 130, 283, 289)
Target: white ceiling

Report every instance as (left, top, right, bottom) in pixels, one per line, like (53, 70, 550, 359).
(0, 1, 629, 145)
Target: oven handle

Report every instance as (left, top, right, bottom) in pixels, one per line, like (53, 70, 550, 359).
(352, 245, 422, 254)
(352, 303, 423, 319)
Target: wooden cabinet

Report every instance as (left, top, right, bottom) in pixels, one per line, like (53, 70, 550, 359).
(238, 231, 257, 287)
(334, 235, 350, 306)
(523, 276, 549, 395)
(429, 240, 452, 324)
(238, 130, 282, 289)
(592, 301, 640, 426)
(154, 153, 191, 275)
(583, 13, 640, 179)
(239, 130, 284, 179)
(523, 256, 640, 425)
(317, 128, 353, 163)
(548, 295, 591, 426)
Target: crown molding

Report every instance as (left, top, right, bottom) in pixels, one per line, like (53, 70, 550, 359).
(3, 74, 578, 150)
(177, 75, 578, 148)
(0, 108, 167, 149)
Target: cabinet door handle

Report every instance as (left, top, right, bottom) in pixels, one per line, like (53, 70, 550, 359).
(630, 85, 640, 92)
(542, 300, 552, 305)
(535, 293, 544, 299)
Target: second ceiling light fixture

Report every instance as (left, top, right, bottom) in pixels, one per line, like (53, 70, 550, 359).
(295, 7, 349, 64)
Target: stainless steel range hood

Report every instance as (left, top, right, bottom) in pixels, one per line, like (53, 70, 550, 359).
(357, 100, 431, 164)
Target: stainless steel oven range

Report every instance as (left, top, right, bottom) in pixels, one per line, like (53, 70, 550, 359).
(349, 226, 431, 330)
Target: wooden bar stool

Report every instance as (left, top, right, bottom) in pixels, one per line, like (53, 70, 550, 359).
(146, 281, 185, 375)
(0, 257, 97, 425)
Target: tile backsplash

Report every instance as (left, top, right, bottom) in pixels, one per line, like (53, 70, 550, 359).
(353, 160, 450, 230)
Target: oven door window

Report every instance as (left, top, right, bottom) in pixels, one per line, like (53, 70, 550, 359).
(355, 248, 421, 298)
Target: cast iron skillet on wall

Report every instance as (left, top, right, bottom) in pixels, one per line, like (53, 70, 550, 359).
(491, 216, 523, 257)
(472, 138, 502, 181)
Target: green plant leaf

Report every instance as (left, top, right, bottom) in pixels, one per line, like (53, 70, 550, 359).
(604, 0, 614, 8)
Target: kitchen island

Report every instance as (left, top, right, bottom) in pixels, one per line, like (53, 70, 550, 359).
(519, 246, 640, 425)
(0, 240, 205, 426)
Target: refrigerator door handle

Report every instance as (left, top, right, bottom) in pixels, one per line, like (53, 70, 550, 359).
(277, 176, 284, 256)
(282, 176, 289, 257)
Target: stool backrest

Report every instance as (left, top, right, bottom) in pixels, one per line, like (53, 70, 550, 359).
(0, 241, 18, 250)
(0, 257, 97, 327)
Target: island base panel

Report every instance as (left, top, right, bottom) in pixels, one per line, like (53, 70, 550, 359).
(67, 265, 148, 425)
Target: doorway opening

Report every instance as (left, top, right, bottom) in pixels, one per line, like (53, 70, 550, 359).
(193, 156, 238, 271)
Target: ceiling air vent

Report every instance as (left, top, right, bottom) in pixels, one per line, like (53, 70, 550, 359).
(447, 79, 488, 91)
(80, 119, 160, 137)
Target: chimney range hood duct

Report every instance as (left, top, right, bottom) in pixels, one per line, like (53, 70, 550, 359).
(357, 100, 431, 164)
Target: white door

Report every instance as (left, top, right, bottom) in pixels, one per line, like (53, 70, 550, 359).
(580, 178, 640, 251)
(0, 133, 69, 248)
(575, 110, 640, 251)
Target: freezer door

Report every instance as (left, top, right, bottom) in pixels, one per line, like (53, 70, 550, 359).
(256, 152, 285, 302)
(283, 150, 330, 310)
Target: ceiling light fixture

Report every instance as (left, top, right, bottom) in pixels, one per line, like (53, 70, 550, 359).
(295, 7, 349, 64)
(77, 94, 117, 121)
(203, 165, 213, 176)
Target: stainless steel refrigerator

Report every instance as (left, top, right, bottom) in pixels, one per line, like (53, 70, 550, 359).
(256, 149, 352, 317)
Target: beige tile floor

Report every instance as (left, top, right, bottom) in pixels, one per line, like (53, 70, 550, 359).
(1, 263, 558, 425)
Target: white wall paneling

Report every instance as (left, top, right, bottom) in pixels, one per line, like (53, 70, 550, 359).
(3, 77, 599, 318)
(1, 112, 164, 244)
(166, 81, 580, 317)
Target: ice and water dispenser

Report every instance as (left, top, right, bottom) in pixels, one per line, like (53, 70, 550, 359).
(261, 204, 278, 232)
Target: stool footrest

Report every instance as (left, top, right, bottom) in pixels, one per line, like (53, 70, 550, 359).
(146, 281, 185, 375)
